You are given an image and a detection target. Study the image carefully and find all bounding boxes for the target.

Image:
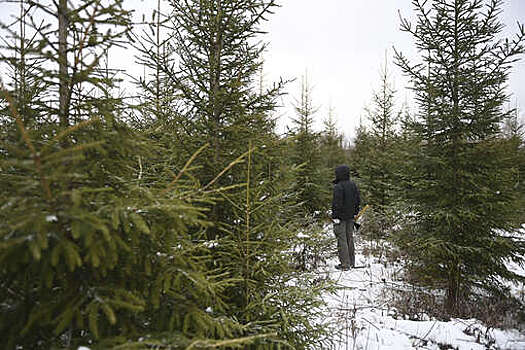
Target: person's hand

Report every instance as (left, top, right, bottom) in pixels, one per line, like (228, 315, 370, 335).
(333, 218, 340, 224)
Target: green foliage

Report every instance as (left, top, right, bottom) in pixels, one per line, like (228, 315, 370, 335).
(285, 75, 330, 218)
(166, 0, 285, 176)
(128, 0, 335, 348)
(320, 107, 350, 178)
(349, 61, 404, 238)
(501, 109, 525, 221)
(0, 1, 336, 349)
(0, 87, 251, 348)
(394, 0, 525, 314)
(212, 146, 335, 348)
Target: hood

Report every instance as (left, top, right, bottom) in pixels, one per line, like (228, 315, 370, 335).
(333, 165, 350, 183)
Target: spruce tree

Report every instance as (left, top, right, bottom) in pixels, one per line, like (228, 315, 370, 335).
(395, 0, 525, 314)
(501, 107, 525, 222)
(364, 60, 400, 211)
(141, 1, 335, 347)
(131, 0, 175, 125)
(0, 1, 257, 348)
(167, 0, 285, 177)
(349, 119, 370, 176)
(351, 59, 402, 237)
(320, 105, 348, 172)
(287, 74, 329, 218)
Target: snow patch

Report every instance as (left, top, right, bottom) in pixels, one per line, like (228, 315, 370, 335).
(318, 228, 525, 349)
(46, 215, 58, 222)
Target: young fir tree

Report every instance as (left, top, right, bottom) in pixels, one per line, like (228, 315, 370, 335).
(129, 0, 193, 186)
(280, 76, 336, 274)
(320, 105, 348, 171)
(300, 106, 349, 269)
(349, 117, 369, 169)
(348, 118, 370, 191)
(151, 1, 334, 348)
(131, 0, 175, 124)
(287, 74, 329, 218)
(0, 1, 265, 348)
(166, 0, 288, 237)
(501, 106, 525, 222)
(348, 59, 403, 239)
(395, 104, 422, 212)
(395, 0, 525, 314)
(354, 58, 402, 236)
(212, 140, 336, 349)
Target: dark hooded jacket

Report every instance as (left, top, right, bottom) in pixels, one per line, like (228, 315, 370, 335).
(332, 165, 360, 220)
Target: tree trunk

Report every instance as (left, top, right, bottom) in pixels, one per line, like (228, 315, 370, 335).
(58, 0, 68, 129)
(207, 0, 223, 240)
(445, 263, 460, 314)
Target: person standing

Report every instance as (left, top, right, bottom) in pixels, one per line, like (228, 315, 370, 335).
(332, 165, 360, 270)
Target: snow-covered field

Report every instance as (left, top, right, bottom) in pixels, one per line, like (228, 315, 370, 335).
(321, 235, 525, 350)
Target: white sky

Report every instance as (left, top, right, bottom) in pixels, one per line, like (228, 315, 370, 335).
(1, 0, 524, 140)
(261, 0, 525, 139)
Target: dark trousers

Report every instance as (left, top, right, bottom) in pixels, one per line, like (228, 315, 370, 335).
(334, 219, 355, 268)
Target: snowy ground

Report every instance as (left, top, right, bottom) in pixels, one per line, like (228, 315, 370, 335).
(320, 235, 525, 350)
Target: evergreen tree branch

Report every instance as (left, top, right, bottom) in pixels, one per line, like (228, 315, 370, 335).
(1, 81, 52, 200)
